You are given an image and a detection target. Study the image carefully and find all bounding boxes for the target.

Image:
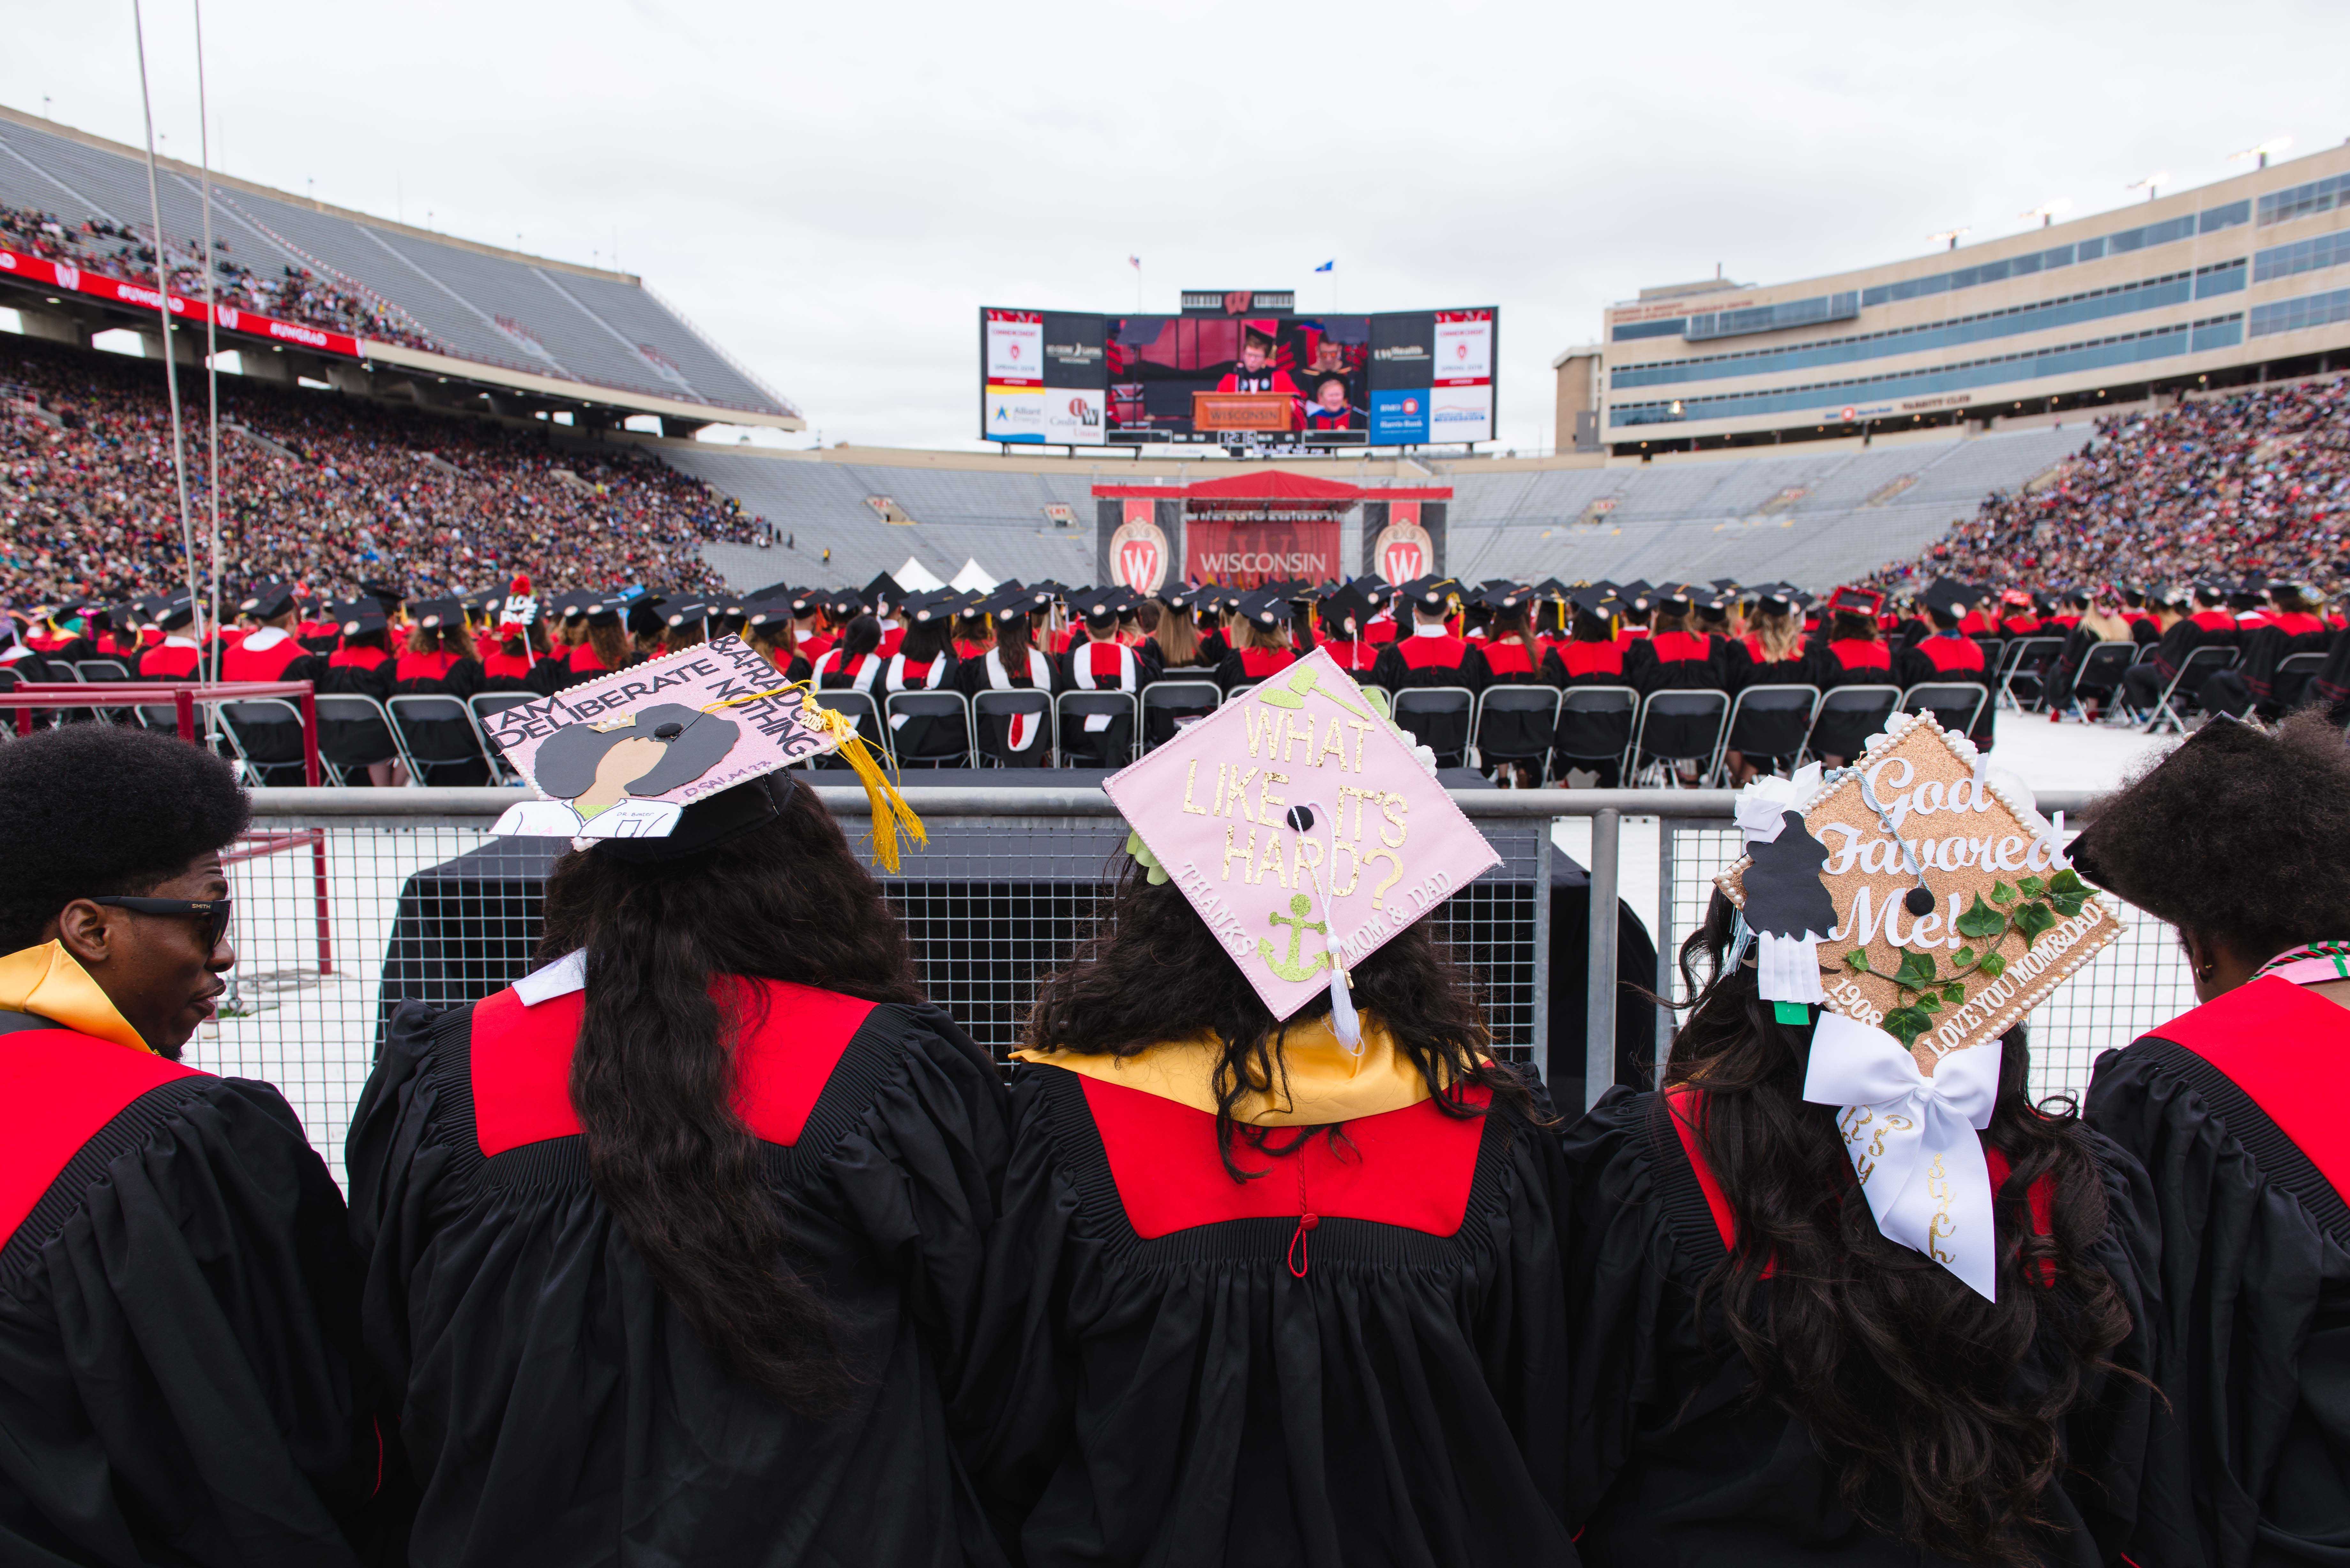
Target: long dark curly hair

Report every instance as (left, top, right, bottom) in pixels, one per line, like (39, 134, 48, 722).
(1025, 858, 1532, 1176)
(534, 779, 921, 1411)
(1667, 890, 2134, 1565)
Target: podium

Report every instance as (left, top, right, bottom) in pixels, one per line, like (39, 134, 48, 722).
(1191, 391, 1297, 432)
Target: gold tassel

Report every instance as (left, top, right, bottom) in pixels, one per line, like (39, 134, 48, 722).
(695, 680, 929, 871)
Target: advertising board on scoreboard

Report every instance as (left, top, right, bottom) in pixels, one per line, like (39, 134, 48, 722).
(979, 301, 1495, 449)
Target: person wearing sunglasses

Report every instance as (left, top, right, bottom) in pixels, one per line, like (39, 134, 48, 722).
(0, 725, 389, 1566)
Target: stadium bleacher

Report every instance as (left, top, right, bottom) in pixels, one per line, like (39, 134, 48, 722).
(0, 107, 792, 419)
(684, 428, 2089, 592)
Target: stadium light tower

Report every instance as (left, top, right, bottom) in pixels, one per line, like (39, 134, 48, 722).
(2126, 171, 2169, 202)
(2230, 135, 2293, 170)
(2019, 198, 2072, 229)
(1926, 227, 1968, 251)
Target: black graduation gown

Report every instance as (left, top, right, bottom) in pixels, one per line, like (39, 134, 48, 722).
(1893, 633, 1995, 746)
(1557, 1087, 2196, 1567)
(962, 1061, 1576, 1567)
(0, 1021, 383, 1565)
(882, 653, 966, 766)
(953, 647, 1059, 764)
(1471, 639, 1556, 765)
(1368, 634, 1485, 762)
(1802, 638, 1899, 760)
(1059, 641, 1148, 765)
(2085, 976, 2350, 1567)
(348, 984, 1012, 1568)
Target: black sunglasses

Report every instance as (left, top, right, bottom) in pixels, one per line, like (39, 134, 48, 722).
(89, 896, 233, 950)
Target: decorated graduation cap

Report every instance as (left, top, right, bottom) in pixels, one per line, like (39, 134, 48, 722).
(1825, 584, 1884, 617)
(1106, 645, 1499, 1037)
(481, 634, 924, 868)
(1713, 715, 2121, 1299)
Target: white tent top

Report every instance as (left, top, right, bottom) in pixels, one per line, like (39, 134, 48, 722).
(892, 557, 945, 593)
(950, 557, 999, 593)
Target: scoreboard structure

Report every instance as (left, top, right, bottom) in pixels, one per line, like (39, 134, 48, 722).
(982, 290, 1496, 451)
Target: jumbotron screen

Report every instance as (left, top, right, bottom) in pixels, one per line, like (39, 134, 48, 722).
(980, 299, 1496, 448)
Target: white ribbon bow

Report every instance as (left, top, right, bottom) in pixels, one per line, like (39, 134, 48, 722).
(1802, 1011, 2004, 1301)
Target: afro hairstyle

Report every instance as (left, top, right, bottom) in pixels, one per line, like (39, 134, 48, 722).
(2068, 709, 2350, 962)
(0, 725, 251, 949)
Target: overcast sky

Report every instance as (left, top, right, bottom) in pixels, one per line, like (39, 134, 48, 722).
(9, 0, 2346, 454)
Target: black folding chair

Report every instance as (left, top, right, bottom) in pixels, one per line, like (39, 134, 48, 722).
(314, 694, 414, 785)
(1142, 679, 1221, 751)
(1995, 636, 2066, 711)
(1802, 684, 1901, 765)
(469, 693, 537, 782)
(1627, 690, 1730, 787)
(219, 698, 312, 785)
(811, 690, 891, 768)
(972, 688, 1054, 765)
(1471, 687, 1560, 781)
(2276, 650, 2328, 712)
(1718, 683, 1820, 781)
(1390, 687, 1477, 767)
(1899, 682, 1989, 738)
(2142, 645, 2239, 734)
(1057, 690, 1140, 768)
(1550, 685, 1638, 784)
(2061, 642, 2138, 722)
(389, 695, 496, 785)
(884, 690, 974, 768)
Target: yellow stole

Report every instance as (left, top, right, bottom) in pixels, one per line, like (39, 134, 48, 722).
(0, 942, 150, 1053)
(1012, 1015, 1450, 1126)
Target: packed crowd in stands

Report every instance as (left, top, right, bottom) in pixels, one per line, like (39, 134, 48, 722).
(1873, 378, 2350, 593)
(0, 199, 440, 351)
(0, 334, 750, 607)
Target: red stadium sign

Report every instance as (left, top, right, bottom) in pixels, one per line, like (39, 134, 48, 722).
(0, 247, 364, 358)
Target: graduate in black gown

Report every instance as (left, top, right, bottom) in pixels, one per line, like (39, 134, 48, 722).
(1557, 741, 2197, 1567)
(963, 700, 1574, 1565)
(0, 725, 385, 1566)
(348, 702, 1011, 1565)
(2074, 711, 2350, 1567)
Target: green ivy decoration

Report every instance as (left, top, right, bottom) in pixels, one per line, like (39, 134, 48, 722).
(1843, 870, 2091, 1047)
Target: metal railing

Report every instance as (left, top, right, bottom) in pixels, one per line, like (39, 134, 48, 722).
(200, 784, 2167, 1183)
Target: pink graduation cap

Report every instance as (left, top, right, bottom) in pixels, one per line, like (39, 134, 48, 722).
(478, 635, 847, 845)
(1104, 645, 1502, 1033)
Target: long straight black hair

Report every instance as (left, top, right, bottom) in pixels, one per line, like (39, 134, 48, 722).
(535, 781, 922, 1411)
(1668, 891, 2133, 1564)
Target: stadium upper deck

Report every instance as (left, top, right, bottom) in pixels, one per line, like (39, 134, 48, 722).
(1583, 142, 2350, 456)
(0, 103, 799, 434)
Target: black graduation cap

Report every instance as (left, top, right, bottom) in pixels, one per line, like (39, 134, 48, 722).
(663, 599, 713, 630)
(785, 588, 820, 617)
(239, 580, 296, 620)
(1619, 579, 1653, 599)
(1402, 576, 1456, 613)
(1570, 585, 1621, 617)
(1472, 584, 1527, 614)
(465, 587, 503, 617)
(1656, 583, 1694, 611)
(1318, 582, 1374, 633)
(554, 589, 593, 620)
(412, 597, 465, 630)
(1532, 577, 1572, 600)
(742, 594, 794, 629)
(1030, 579, 1073, 600)
(330, 599, 387, 636)
(825, 590, 864, 620)
(1077, 588, 1121, 624)
(626, 602, 667, 638)
(863, 571, 905, 608)
(1239, 587, 1294, 627)
(903, 589, 955, 626)
(156, 595, 196, 632)
(1709, 577, 1740, 592)
(1921, 578, 1975, 619)
(582, 594, 624, 626)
